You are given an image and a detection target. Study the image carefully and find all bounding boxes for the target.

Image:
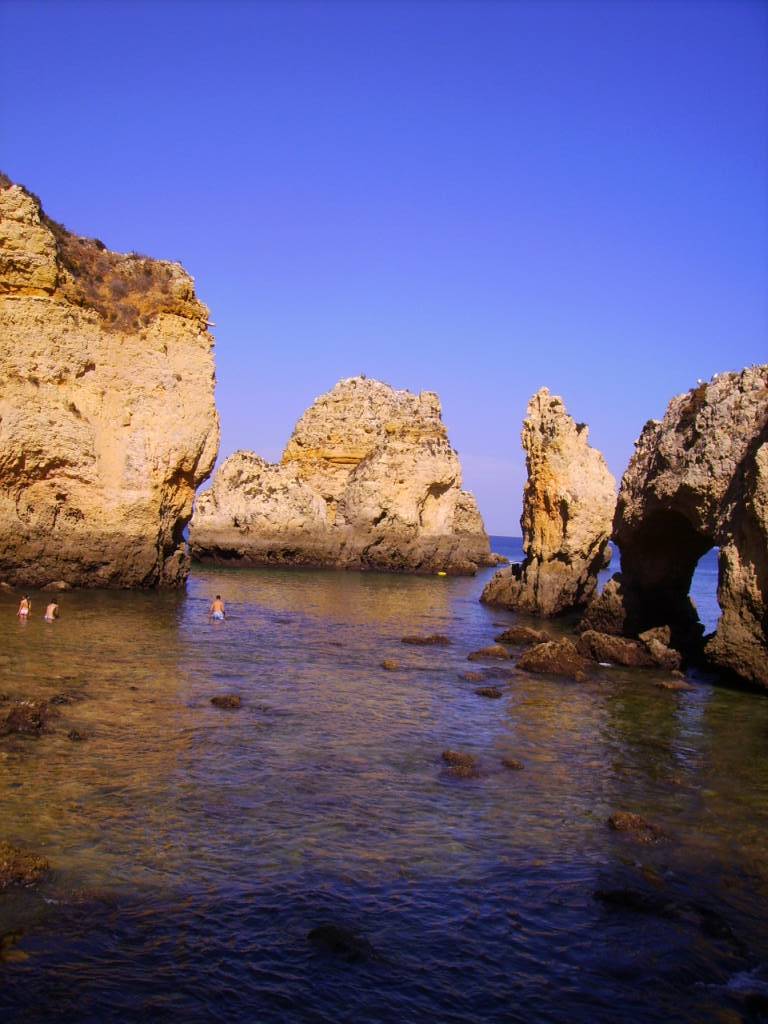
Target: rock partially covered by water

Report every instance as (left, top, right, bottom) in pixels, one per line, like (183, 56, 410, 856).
(441, 749, 480, 778)
(494, 625, 549, 646)
(482, 388, 616, 616)
(467, 645, 511, 661)
(190, 376, 493, 575)
(578, 630, 656, 668)
(583, 367, 768, 688)
(210, 695, 241, 709)
(1, 699, 58, 736)
(0, 179, 219, 588)
(517, 638, 591, 681)
(307, 924, 376, 963)
(0, 841, 49, 889)
(401, 634, 451, 646)
(607, 811, 667, 844)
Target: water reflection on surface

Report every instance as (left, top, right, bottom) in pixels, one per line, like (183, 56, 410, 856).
(0, 547, 766, 1023)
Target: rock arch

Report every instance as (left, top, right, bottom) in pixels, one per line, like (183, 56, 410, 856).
(583, 367, 768, 688)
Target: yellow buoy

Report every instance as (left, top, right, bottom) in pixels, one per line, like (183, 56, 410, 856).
(437, 571, 447, 576)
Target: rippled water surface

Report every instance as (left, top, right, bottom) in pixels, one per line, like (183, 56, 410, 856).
(1, 540, 767, 1022)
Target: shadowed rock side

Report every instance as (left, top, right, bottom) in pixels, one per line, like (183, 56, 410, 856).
(482, 388, 616, 615)
(582, 367, 768, 689)
(0, 178, 219, 587)
(190, 376, 493, 574)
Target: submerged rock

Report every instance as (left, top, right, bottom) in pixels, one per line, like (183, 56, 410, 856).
(0, 841, 49, 890)
(607, 811, 667, 844)
(467, 645, 511, 661)
(582, 367, 768, 688)
(441, 749, 480, 778)
(482, 388, 616, 616)
(0, 178, 219, 588)
(190, 376, 493, 575)
(459, 671, 485, 682)
(501, 757, 524, 770)
(475, 686, 503, 699)
(494, 625, 549, 646)
(380, 659, 400, 671)
(307, 924, 376, 963)
(1, 700, 58, 736)
(401, 634, 451, 646)
(210, 695, 241, 709)
(517, 638, 591, 681)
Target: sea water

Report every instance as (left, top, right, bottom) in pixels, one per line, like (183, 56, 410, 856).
(1, 540, 766, 1023)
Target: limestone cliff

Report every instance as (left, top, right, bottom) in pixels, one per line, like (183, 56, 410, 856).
(190, 376, 492, 574)
(582, 367, 768, 688)
(0, 177, 219, 587)
(481, 388, 616, 615)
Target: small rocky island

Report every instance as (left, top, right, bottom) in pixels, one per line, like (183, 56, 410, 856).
(190, 376, 494, 574)
(481, 387, 616, 615)
(0, 177, 220, 587)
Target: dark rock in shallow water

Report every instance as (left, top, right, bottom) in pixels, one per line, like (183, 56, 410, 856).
(459, 671, 484, 682)
(210, 695, 241, 709)
(501, 757, 524, 770)
(467, 645, 510, 661)
(307, 924, 376, 963)
(0, 842, 50, 890)
(494, 625, 549, 646)
(475, 686, 503, 699)
(607, 811, 667, 844)
(401, 634, 451, 646)
(578, 630, 656, 668)
(441, 749, 480, 778)
(42, 580, 72, 592)
(67, 729, 88, 742)
(2, 700, 58, 737)
(381, 659, 400, 671)
(517, 638, 591, 681)
(655, 679, 695, 692)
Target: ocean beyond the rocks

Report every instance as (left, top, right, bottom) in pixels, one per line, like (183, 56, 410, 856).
(1, 540, 766, 1023)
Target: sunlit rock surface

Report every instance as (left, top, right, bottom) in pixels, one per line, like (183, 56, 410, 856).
(0, 177, 219, 587)
(583, 367, 768, 688)
(481, 388, 616, 615)
(190, 376, 492, 574)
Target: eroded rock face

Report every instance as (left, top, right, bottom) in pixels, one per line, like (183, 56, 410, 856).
(481, 388, 615, 615)
(190, 376, 492, 574)
(583, 367, 768, 688)
(0, 179, 219, 587)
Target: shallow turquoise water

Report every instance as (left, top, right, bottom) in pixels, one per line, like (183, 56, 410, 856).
(0, 540, 766, 1022)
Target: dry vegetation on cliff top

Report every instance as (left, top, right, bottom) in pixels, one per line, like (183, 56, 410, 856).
(0, 172, 207, 333)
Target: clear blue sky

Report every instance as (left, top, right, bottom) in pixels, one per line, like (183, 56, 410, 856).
(2, 0, 766, 534)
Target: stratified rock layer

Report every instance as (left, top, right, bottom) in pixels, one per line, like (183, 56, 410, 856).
(583, 367, 768, 688)
(0, 179, 219, 587)
(190, 377, 492, 574)
(481, 388, 616, 615)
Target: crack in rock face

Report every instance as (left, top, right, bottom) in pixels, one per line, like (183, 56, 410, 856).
(190, 376, 494, 575)
(0, 179, 220, 588)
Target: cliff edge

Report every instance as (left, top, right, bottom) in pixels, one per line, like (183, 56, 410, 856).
(0, 176, 220, 587)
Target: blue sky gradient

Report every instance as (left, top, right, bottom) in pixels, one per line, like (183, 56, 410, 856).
(2, 0, 766, 532)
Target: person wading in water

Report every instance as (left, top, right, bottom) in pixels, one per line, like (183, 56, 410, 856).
(209, 595, 226, 621)
(43, 600, 60, 622)
(17, 595, 31, 619)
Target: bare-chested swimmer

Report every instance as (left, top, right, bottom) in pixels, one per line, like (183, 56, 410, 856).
(209, 595, 226, 621)
(43, 600, 59, 622)
(17, 596, 31, 619)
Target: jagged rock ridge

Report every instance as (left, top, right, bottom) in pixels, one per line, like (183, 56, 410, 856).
(190, 376, 493, 574)
(0, 177, 219, 587)
(481, 387, 616, 615)
(582, 366, 768, 689)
